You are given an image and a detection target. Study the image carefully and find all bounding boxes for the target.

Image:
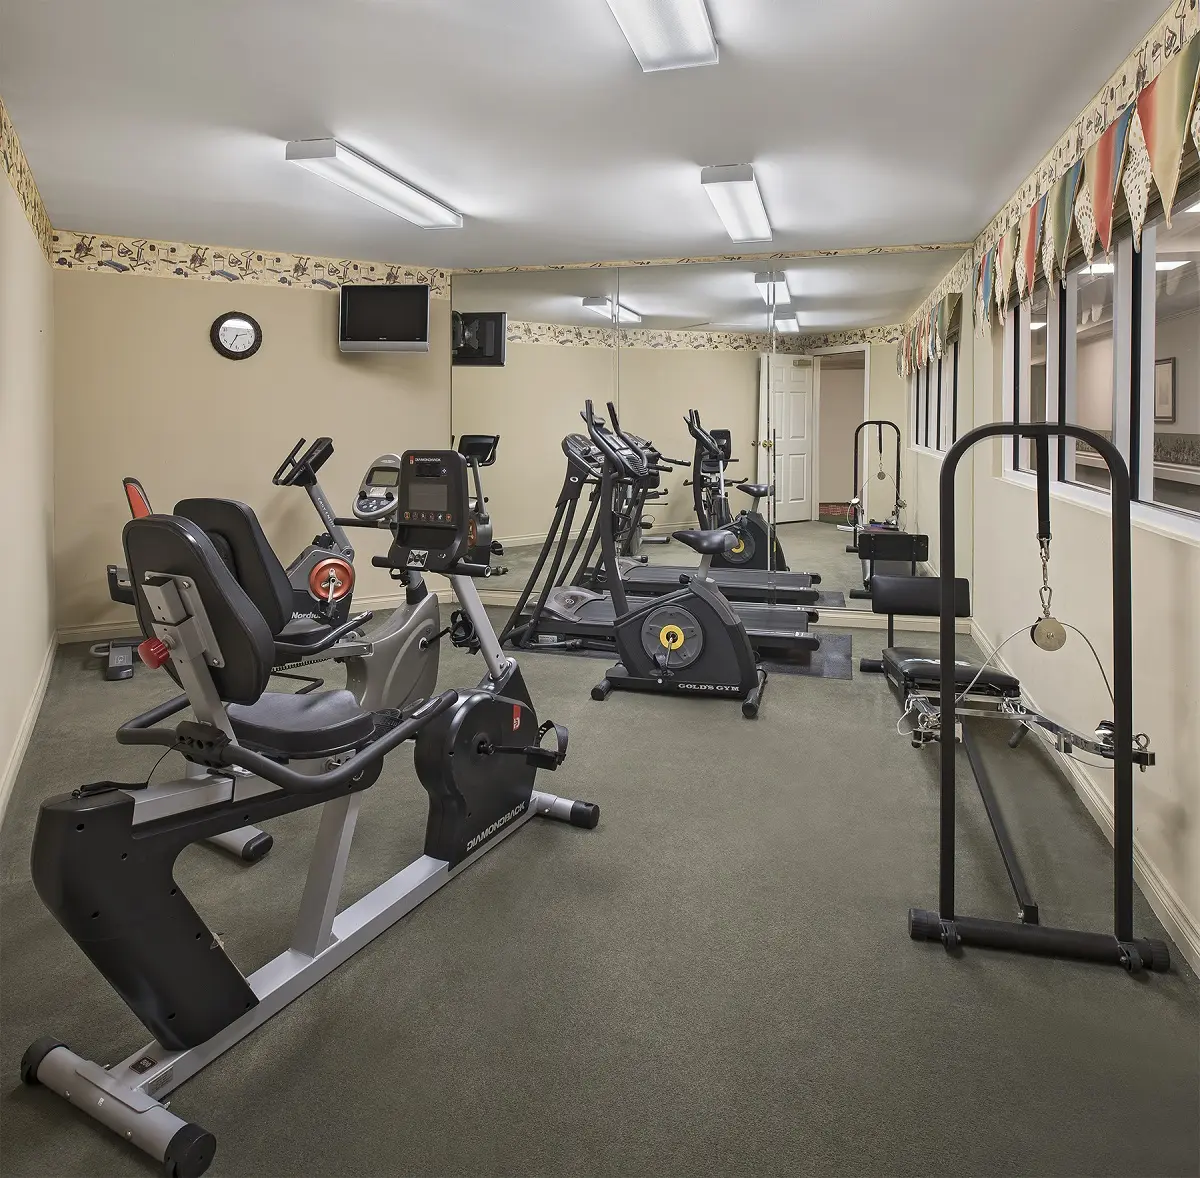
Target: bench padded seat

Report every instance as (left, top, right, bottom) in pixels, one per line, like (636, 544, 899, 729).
(883, 647, 1021, 694)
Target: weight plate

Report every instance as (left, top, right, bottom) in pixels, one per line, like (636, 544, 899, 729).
(308, 557, 354, 602)
(640, 605, 704, 668)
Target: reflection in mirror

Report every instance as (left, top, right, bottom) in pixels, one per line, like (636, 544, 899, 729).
(449, 269, 618, 572)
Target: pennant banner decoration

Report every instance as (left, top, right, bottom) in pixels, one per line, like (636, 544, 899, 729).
(1074, 179, 1098, 264)
(981, 245, 995, 329)
(1123, 112, 1152, 250)
(1042, 160, 1083, 285)
(1017, 195, 1047, 299)
(1137, 31, 1200, 224)
(1084, 105, 1134, 257)
(995, 226, 1017, 323)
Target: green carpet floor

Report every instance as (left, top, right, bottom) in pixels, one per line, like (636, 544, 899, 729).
(1, 624, 1196, 1177)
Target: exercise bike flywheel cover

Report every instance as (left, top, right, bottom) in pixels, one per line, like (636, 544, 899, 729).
(309, 556, 355, 602)
(640, 605, 704, 668)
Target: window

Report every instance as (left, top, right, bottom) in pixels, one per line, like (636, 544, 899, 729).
(1140, 208, 1200, 519)
(1015, 285, 1049, 471)
(950, 338, 960, 446)
(1067, 256, 1118, 492)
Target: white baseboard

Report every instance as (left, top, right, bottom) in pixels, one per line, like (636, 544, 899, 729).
(969, 620, 1200, 974)
(0, 636, 56, 827)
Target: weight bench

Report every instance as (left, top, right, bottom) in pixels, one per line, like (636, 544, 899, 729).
(849, 529, 930, 600)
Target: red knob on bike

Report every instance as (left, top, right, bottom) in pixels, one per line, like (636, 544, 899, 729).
(137, 637, 171, 670)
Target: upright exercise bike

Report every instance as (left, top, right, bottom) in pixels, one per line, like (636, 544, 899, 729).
(456, 434, 508, 574)
(583, 402, 767, 719)
(685, 410, 789, 572)
(22, 448, 599, 1176)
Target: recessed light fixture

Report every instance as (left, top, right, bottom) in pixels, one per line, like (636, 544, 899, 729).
(285, 139, 462, 229)
(1030, 321, 1048, 331)
(603, 0, 718, 72)
(1156, 259, 1189, 271)
(754, 272, 790, 307)
(583, 296, 643, 325)
(701, 165, 773, 243)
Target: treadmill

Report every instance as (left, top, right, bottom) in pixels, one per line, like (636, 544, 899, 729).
(501, 407, 820, 659)
(586, 404, 822, 606)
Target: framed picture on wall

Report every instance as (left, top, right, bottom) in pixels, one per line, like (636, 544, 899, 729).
(1154, 358, 1176, 423)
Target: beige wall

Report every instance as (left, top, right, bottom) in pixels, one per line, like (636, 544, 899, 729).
(867, 342, 913, 525)
(1155, 308, 1198, 434)
(54, 270, 451, 633)
(0, 179, 54, 810)
(617, 346, 759, 530)
(817, 363, 864, 503)
(970, 317, 1200, 967)
(451, 342, 616, 542)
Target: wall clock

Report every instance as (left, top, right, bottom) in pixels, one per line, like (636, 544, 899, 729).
(210, 311, 262, 360)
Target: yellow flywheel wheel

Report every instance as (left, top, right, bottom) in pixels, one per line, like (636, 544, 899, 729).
(658, 624, 686, 651)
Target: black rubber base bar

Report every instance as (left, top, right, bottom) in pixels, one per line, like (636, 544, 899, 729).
(909, 908, 1170, 973)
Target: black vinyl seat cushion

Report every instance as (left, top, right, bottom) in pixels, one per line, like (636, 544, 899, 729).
(227, 690, 376, 758)
(737, 483, 771, 499)
(277, 616, 335, 647)
(883, 647, 1021, 695)
(672, 528, 736, 555)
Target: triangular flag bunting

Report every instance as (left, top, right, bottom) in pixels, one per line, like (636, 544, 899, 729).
(1075, 180, 1098, 264)
(981, 245, 995, 329)
(1123, 110, 1152, 250)
(995, 225, 1017, 323)
(1082, 105, 1134, 256)
(1194, 90, 1200, 154)
(1137, 33, 1200, 224)
(1045, 160, 1083, 283)
(1017, 195, 1047, 299)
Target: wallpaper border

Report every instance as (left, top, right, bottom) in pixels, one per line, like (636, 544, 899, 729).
(51, 229, 452, 297)
(507, 320, 901, 353)
(0, 94, 53, 261)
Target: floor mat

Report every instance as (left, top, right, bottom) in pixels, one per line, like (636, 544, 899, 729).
(816, 591, 846, 609)
(762, 631, 853, 680)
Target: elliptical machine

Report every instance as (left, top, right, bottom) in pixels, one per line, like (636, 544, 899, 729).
(455, 434, 508, 574)
(685, 410, 789, 572)
(584, 402, 767, 719)
(22, 448, 598, 1176)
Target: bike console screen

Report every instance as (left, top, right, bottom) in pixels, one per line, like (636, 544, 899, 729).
(386, 451, 472, 573)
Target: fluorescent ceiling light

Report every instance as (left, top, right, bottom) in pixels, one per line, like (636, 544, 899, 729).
(701, 164, 772, 243)
(285, 139, 462, 229)
(582, 296, 643, 325)
(1156, 259, 1189, 271)
(774, 310, 799, 334)
(1082, 263, 1115, 275)
(754, 271, 791, 307)
(1030, 321, 1047, 331)
(603, 0, 718, 71)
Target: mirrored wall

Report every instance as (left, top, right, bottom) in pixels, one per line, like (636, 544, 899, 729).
(451, 257, 968, 612)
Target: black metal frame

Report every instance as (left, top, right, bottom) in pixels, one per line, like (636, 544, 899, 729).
(849, 419, 902, 536)
(910, 420, 1169, 973)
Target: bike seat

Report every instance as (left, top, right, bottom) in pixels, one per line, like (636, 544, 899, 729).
(227, 689, 377, 758)
(672, 529, 736, 555)
(277, 616, 335, 647)
(737, 483, 771, 499)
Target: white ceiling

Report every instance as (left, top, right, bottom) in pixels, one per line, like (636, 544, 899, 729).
(453, 251, 958, 331)
(1, 0, 1166, 301)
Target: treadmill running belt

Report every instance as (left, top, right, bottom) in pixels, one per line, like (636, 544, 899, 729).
(616, 563, 819, 605)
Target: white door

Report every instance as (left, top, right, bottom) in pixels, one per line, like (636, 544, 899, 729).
(758, 355, 813, 523)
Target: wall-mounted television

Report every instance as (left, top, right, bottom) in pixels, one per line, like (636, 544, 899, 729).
(452, 311, 507, 367)
(339, 284, 430, 352)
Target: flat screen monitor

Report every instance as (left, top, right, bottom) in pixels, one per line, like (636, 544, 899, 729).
(340, 284, 430, 352)
(452, 311, 507, 367)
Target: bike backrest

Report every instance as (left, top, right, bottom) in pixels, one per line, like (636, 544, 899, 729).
(173, 498, 294, 636)
(123, 477, 153, 519)
(123, 515, 275, 705)
(871, 575, 971, 618)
